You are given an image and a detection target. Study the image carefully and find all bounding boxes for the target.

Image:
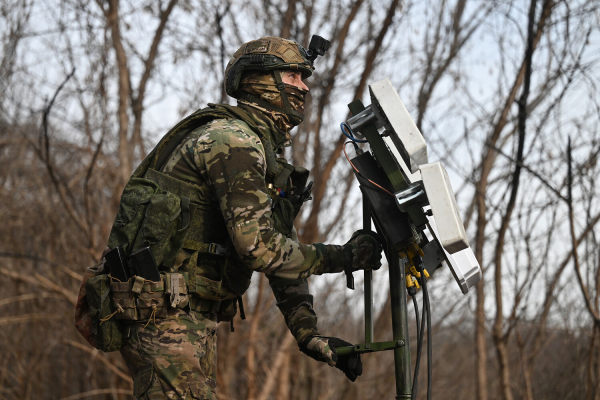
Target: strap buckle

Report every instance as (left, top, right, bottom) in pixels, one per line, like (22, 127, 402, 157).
(208, 243, 228, 256)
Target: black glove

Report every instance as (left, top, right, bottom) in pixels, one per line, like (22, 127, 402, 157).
(343, 230, 383, 272)
(299, 335, 363, 381)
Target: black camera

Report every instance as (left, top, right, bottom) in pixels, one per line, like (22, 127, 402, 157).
(306, 35, 330, 61)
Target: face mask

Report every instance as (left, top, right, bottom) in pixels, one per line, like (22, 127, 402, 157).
(239, 71, 308, 130)
(283, 84, 308, 125)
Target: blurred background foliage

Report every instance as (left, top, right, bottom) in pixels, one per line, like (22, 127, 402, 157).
(1, 0, 600, 399)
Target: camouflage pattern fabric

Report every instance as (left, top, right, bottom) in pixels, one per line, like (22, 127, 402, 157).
(304, 336, 337, 366)
(268, 274, 320, 345)
(119, 105, 342, 397)
(160, 114, 346, 281)
(224, 37, 315, 98)
(239, 70, 308, 133)
(120, 308, 217, 399)
(74, 261, 106, 349)
(236, 102, 290, 149)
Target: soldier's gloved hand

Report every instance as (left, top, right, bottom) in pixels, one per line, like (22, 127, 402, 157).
(343, 230, 383, 271)
(299, 336, 363, 381)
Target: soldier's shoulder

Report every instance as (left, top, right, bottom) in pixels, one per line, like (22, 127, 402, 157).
(195, 118, 262, 148)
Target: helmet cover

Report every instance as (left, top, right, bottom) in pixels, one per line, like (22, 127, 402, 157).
(224, 37, 314, 97)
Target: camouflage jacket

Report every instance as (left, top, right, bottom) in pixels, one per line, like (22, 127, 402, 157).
(159, 103, 344, 344)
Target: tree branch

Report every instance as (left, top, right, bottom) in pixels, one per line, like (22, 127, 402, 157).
(567, 137, 600, 328)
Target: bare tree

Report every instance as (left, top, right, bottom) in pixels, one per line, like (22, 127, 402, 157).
(1, 0, 600, 399)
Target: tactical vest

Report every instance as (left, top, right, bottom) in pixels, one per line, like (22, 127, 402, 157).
(106, 103, 311, 322)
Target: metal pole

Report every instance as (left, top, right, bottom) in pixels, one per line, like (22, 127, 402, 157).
(388, 245, 412, 399)
(363, 196, 374, 344)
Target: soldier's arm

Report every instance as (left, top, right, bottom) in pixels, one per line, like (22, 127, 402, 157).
(199, 119, 344, 280)
(268, 275, 320, 345)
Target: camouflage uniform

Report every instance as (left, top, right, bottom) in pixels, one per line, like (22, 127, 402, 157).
(117, 37, 376, 399)
(120, 309, 218, 399)
(119, 102, 346, 399)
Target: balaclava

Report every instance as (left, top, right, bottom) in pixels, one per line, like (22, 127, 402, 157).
(238, 70, 308, 137)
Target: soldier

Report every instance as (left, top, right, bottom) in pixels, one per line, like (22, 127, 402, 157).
(113, 36, 383, 399)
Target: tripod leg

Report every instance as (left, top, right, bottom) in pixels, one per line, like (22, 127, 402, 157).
(388, 248, 412, 399)
(363, 196, 374, 344)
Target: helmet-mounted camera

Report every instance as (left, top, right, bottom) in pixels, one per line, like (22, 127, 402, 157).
(306, 35, 330, 62)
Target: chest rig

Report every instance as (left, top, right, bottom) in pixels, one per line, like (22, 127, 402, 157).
(106, 103, 312, 323)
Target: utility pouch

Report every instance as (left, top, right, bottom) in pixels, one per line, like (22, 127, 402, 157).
(108, 178, 159, 256)
(111, 276, 167, 322)
(183, 242, 250, 324)
(85, 272, 124, 352)
(108, 176, 192, 275)
(75, 261, 108, 350)
(164, 272, 189, 309)
(187, 251, 229, 301)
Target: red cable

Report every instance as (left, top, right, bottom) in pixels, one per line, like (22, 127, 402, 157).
(343, 141, 394, 197)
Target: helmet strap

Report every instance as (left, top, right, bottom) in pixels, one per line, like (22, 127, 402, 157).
(271, 70, 305, 123)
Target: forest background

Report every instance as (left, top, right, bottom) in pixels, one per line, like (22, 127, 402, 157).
(1, 0, 600, 399)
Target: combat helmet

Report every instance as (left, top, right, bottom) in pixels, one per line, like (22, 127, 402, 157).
(225, 35, 329, 125)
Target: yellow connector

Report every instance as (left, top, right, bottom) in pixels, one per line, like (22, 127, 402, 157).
(407, 242, 425, 258)
(409, 265, 421, 278)
(401, 241, 430, 291)
(411, 275, 420, 289)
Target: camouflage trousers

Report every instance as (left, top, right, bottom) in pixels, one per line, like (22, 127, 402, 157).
(120, 308, 218, 399)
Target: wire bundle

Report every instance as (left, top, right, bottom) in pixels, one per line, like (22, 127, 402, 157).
(411, 260, 432, 400)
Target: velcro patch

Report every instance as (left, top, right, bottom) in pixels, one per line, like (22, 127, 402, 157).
(246, 41, 269, 54)
(283, 48, 301, 61)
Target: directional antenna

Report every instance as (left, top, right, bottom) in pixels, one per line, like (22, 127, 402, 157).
(420, 161, 469, 253)
(369, 78, 428, 173)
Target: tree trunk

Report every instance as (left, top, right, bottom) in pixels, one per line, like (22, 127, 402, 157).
(104, 0, 132, 185)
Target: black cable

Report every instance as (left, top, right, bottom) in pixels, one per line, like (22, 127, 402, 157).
(420, 263, 433, 400)
(411, 294, 425, 400)
(412, 295, 421, 339)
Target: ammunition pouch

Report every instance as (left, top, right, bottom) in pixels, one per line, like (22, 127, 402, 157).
(110, 276, 167, 322)
(155, 235, 251, 323)
(186, 246, 230, 301)
(183, 241, 250, 322)
(84, 271, 124, 352)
